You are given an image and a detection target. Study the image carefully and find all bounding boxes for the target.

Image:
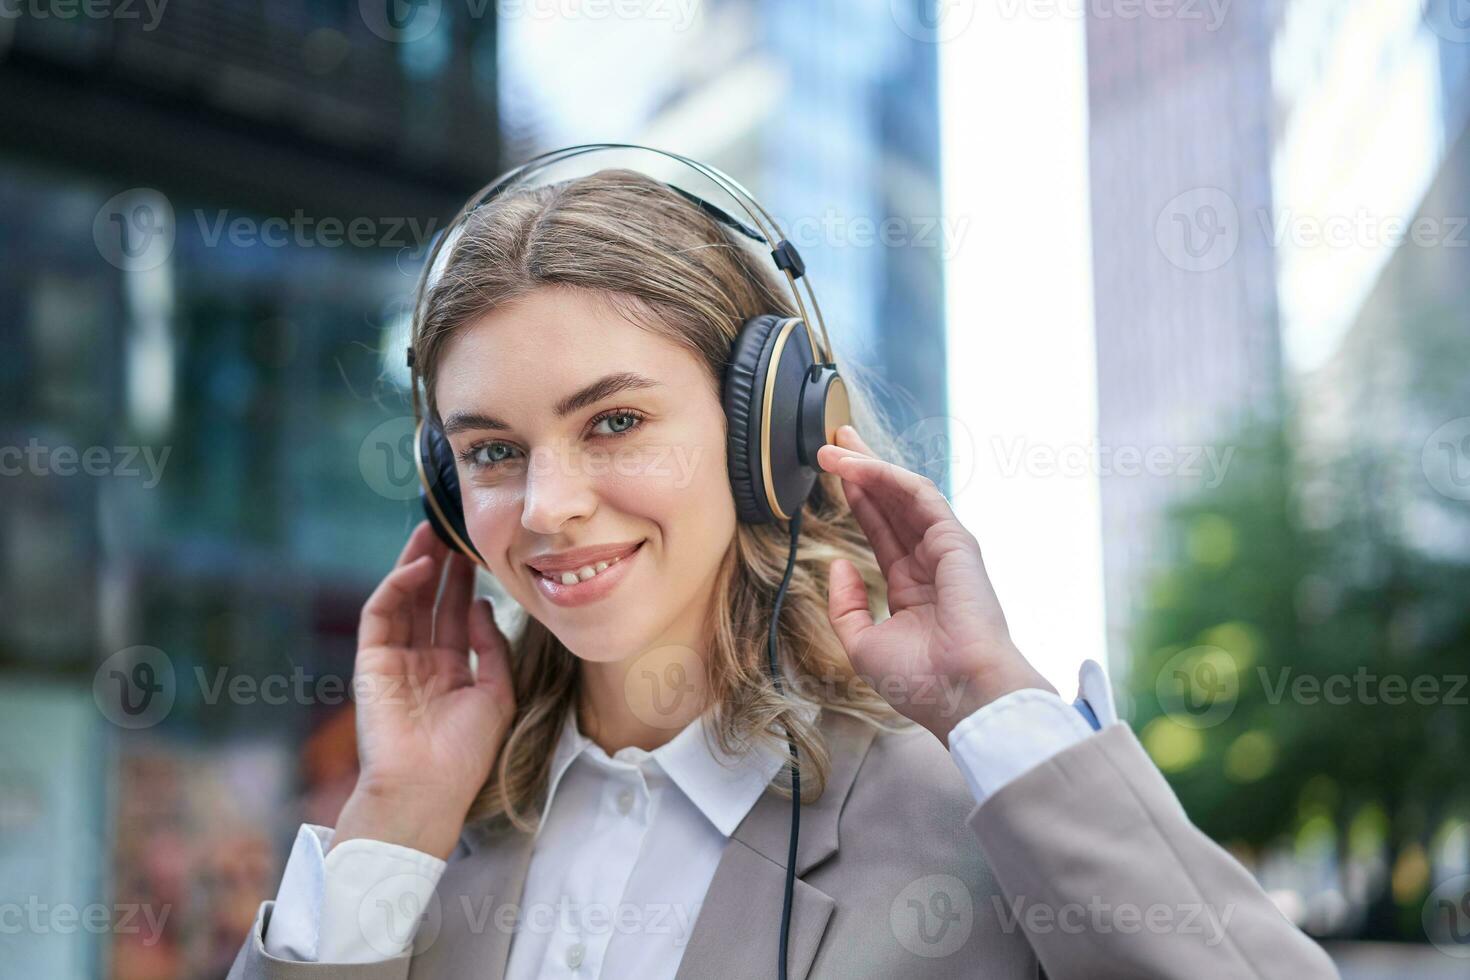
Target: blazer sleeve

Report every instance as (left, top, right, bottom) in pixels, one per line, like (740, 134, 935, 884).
(225, 901, 414, 980)
(964, 722, 1341, 980)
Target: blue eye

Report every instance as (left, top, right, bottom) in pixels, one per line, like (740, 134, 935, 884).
(594, 411, 643, 436)
(456, 409, 647, 472)
(459, 442, 518, 469)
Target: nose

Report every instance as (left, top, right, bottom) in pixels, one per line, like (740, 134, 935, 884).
(520, 442, 598, 535)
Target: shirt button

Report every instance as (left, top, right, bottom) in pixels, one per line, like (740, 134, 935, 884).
(617, 788, 635, 815)
(565, 941, 585, 968)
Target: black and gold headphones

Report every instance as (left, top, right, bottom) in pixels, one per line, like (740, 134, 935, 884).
(403, 144, 847, 980)
(406, 142, 850, 565)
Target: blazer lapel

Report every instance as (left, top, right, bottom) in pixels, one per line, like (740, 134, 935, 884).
(408, 816, 536, 980)
(673, 709, 878, 980)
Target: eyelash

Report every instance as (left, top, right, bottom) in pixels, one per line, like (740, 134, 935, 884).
(455, 409, 649, 471)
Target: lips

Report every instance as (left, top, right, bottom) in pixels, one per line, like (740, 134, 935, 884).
(528, 540, 646, 608)
(525, 540, 645, 576)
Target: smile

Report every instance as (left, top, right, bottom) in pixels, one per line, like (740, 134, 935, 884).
(528, 541, 646, 608)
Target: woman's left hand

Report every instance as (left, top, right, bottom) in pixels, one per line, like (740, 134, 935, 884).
(818, 424, 1057, 744)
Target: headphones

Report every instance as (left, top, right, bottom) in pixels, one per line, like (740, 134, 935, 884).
(410, 143, 850, 559)
(404, 143, 849, 980)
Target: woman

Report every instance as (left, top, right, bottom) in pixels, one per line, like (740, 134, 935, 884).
(227, 167, 1339, 978)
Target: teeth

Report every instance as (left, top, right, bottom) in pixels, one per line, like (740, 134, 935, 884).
(544, 553, 626, 586)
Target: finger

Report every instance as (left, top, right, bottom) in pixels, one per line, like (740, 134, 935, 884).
(469, 598, 515, 709)
(818, 446, 954, 547)
(841, 479, 906, 580)
(395, 520, 446, 569)
(412, 553, 445, 649)
(827, 558, 874, 658)
(360, 555, 438, 649)
(835, 424, 873, 456)
(435, 551, 476, 651)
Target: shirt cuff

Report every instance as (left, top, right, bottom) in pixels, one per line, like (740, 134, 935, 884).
(263, 822, 448, 964)
(947, 658, 1120, 805)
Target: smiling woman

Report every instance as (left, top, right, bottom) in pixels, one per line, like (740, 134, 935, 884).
(409, 169, 909, 832)
(226, 163, 1341, 980)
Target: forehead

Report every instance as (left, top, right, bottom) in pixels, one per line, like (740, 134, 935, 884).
(434, 288, 705, 416)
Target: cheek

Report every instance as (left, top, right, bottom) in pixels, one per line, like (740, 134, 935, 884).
(460, 484, 524, 580)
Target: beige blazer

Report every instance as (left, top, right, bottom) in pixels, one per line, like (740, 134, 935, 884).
(227, 709, 1340, 979)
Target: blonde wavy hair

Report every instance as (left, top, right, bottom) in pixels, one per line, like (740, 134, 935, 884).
(409, 167, 916, 834)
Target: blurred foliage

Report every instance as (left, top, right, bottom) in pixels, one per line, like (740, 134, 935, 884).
(1128, 303, 1470, 940)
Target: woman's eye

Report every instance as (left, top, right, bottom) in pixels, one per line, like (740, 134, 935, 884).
(458, 411, 644, 472)
(593, 411, 644, 436)
(459, 442, 518, 469)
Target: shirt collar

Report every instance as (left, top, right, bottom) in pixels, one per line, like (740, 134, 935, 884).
(542, 701, 819, 838)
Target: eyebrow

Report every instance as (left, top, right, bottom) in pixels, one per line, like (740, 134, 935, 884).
(440, 371, 663, 436)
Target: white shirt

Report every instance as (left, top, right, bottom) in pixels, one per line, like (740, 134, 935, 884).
(262, 661, 1118, 975)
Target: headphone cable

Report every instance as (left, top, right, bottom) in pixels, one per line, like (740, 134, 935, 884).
(769, 506, 804, 980)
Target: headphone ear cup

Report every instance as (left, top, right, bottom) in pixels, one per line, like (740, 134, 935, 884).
(723, 314, 820, 524)
(416, 419, 484, 563)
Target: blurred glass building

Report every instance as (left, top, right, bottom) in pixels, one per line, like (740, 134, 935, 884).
(0, 4, 499, 976)
(496, 0, 947, 459)
(0, 2, 943, 976)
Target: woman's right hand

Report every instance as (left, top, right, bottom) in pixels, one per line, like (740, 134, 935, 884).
(331, 520, 516, 860)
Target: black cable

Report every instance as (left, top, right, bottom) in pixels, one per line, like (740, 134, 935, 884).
(769, 506, 804, 980)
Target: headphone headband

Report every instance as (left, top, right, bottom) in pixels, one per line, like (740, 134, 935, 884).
(406, 142, 835, 388)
